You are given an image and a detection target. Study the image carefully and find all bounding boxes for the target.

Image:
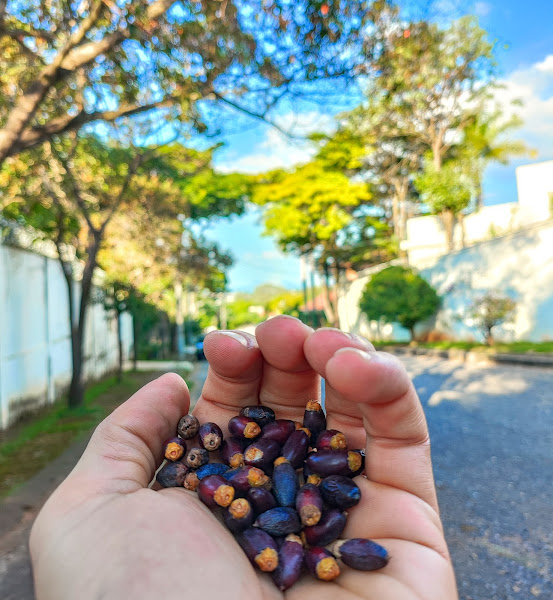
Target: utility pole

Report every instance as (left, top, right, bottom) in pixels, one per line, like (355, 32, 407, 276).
(300, 255, 309, 326)
(309, 255, 317, 329)
(174, 281, 185, 359)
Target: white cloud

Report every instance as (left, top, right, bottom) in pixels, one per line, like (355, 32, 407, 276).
(535, 55, 553, 74)
(495, 55, 553, 158)
(473, 1, 491, 17)
(215, 110, 335, 174)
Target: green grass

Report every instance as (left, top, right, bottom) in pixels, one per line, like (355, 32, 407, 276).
(375, 340, 553, 353)
(0, 371, 160, 498)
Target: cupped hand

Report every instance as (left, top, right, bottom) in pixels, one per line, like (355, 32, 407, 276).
(30, 316, 458, 600)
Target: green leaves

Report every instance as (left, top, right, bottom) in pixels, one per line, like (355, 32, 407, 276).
(359, 266, 440, 337)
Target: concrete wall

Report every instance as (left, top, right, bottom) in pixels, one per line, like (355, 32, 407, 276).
(0, 244, 133, 429)
(402, 160, 553, 268)
(338, 220, 553, 343)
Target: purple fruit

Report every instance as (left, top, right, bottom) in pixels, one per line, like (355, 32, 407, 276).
(259, 419, 296, 444)
(162, 436, 186, 462)
(156, 461, 188, 487)
(319, 475, 361, 509)
(296, 483, 324, 527)
(247, 487, 278, 515)
(303, 400, 326, 440)
(237, 528, 279, 572)
(272, 458, 299, 508)
(198, 422, 224, 451)
(254, 507, 301, 536)
(196, 462, 229, 480)
(177, 414, 200, 439)
(228, 415, 262, 440)
(271, 534, 304, 591)
(281, 429, 310, 468)
(332, 538, 389, 571)
(223, 498, 255, 533)
(304, 547, 340, 581)
(316, 429, 348, 451)
(221, 437, 248, 468)
(224, 466, 271, 495)
(197, 474, 235, 509)
(305, 449, 363, 477)
(302, 508, 347, 546)
(240, 405, 276, 427)
(244, 438, 281, 470)
(185, 447, 209, 469)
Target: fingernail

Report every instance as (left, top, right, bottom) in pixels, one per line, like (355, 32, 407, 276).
(216, 331, 253, 348)
(335, 347, 373, 361)
(349, 333, 372, 347)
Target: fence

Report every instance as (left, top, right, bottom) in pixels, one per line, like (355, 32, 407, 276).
(0, 243, 133, 429)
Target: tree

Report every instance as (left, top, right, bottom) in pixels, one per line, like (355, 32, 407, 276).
(359, 265, 440, 340)
(253, 161, 374, 326)
(468, 292, 516, 345)
(0, 0, 373, 166)
(1, 136, 243, 408)
(365, 15, 496, 249)
(414, 158, 472, 250)
(457, 111, 531, 211)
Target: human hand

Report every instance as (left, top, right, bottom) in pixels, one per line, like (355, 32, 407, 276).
(30, 316, 458, 599)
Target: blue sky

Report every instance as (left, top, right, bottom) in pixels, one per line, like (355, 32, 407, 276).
(205, 0, 553, 292)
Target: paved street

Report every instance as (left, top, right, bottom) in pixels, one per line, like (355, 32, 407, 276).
(1, 356, 552, 599)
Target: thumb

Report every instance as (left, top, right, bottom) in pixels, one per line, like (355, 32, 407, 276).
(73, 373, 190, 494)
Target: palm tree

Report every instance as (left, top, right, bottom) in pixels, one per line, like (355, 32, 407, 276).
(461, 110, 532, 211)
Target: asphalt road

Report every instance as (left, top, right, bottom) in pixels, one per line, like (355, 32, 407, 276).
(1, 356, 551, 599)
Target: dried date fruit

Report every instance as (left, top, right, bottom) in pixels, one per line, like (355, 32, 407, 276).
(316, 429, 348, 451)
(240, 405, 276, 427)
(319, 475, 361, 509)
(237, 528, 279, 572)
(296, 483, 324, 527)
(196, 462, 230, 480)
(162, 437, 186, 462)
(305, 449, 363, 477)
(304, 547, 340, 581)
(228, 415, 262, 440)
(185, 447, 209, 469)
(254, 507, 301, 536)
(331, 538, 389, 571)
(303, 400, 326, 440)
(156, 461, 188, 487)
(223, 498, 255, 534)
(281, 429, 310, 468)
(220, 437, 248, 468)
(177, 414, 200, 439)
(272, 458, 300, 507)
(302, 508, 347, 547)
(198, 422, 223, 451)
(183, 470, 200, 491)
(197, 474, 235, 509)
(247, 487, 277, 516)
(271, 534, 304, 591)
(259, 419, 296, 444)
(244, 438, 281, 470)
(224, 465, 271, 495)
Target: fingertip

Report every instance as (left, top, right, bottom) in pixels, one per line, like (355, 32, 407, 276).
(255, 315, 313, 371)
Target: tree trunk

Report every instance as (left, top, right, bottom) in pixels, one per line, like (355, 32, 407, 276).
(458, 212, 466, 248)
(67, 236, 100, 408)
(441, 209, 456, 252)
(409, 325, 416, 342)
(392, 193, 400, 240)
(132, 311, 138, 370)
(116, 310, 123, 383)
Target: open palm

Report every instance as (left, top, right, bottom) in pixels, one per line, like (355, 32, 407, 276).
(30, 317, 458, 600)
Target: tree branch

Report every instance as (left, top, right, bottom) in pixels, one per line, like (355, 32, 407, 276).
(9, 97, 179, 156)
(60, 30, 126, 70)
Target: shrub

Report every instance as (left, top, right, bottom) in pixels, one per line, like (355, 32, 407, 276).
(468, 292, 517, 345)
(359, 266, 440, 341)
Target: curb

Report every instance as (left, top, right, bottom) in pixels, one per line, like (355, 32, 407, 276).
(380, 346, 553, 368)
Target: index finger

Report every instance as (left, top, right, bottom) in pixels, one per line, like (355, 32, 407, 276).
(325, 347, 439, 511)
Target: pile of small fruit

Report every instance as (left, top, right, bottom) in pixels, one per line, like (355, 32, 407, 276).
(155, 400, 389, 590)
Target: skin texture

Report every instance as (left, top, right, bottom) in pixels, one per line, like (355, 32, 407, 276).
(30, 316, 459, 600)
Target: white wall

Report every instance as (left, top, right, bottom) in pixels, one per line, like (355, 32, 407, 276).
(0, 244, 133, 429)
(516, 160, 553, 224)
(339, 220, 553, 343)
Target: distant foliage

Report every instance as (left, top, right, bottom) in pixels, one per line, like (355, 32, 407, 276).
(359, 266, 440, 340)
(468, 292, 517, 345)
